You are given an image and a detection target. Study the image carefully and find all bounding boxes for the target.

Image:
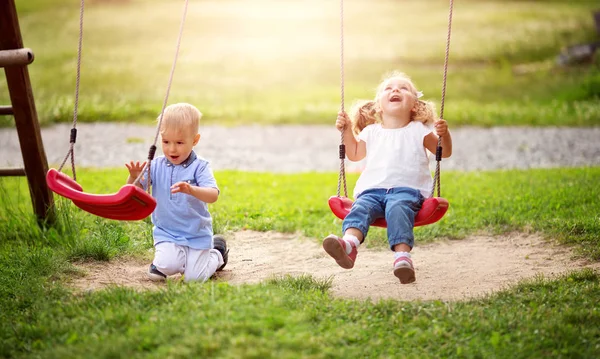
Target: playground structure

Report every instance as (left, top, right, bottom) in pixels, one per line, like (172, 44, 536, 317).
(328, 0, 454, 227)
(0, 0, 55, 223)
(0, 0, 453, 226)
(556, 10, 600, 66)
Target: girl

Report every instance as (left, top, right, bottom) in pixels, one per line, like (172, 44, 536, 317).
(323, 72, 452, 284)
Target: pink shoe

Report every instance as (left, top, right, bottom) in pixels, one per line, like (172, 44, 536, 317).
(393, 256, 416, 284)
(323, 234, 357, 269)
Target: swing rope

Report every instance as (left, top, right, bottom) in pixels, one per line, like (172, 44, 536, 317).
(335, 0, 455, 199)
(336, 0, 348, 198)
(58, 0, 85, 181)
(431, 0, 454, 198)
(134, 0, 191, 189)
(46, 0, 188, 221)
(56, 0, 190, 191)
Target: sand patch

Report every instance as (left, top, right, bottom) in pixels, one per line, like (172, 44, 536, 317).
(71, 230, 599, 301)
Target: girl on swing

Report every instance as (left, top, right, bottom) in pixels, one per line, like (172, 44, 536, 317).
(323, 71, 453, 284)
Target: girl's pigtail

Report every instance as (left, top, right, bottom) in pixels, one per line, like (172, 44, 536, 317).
(412, 99, 436, 126)
(350, 100, 379, 135)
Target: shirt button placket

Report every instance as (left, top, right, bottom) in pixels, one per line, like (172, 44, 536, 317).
(169, 164, 175, 200)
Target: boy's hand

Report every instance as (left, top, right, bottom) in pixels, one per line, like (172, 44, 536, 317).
(171, 181, 192, 194)
(434, 119, 449, 137)
(125, 161, 146, 178)
(336, 111, 350, 132)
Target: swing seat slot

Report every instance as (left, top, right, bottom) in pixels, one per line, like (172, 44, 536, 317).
(46, 168, 156, 221)
(328, 195, 449, 228)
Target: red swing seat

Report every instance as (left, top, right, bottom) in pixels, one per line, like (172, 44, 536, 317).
(328, 195, 449, 228)
(46, 168, 156, 221)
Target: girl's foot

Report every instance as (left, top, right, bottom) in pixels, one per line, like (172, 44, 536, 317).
(323, 234, 357, 269)
(393, 256, 416, 284)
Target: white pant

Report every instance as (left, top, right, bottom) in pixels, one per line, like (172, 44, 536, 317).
(153, 242, 224, 282)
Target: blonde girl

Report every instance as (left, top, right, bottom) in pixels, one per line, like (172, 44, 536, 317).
(323, 72, 452, 284)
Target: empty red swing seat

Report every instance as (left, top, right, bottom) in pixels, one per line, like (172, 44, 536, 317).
(46, 168, 156, 221)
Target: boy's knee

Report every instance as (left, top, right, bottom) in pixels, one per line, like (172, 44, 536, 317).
(183, 250, 222, 282)
(154, 261, 180, 276)
(183, 272, 210, 283)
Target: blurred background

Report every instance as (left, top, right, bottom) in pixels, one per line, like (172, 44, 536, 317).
(1, 0, 599, 128)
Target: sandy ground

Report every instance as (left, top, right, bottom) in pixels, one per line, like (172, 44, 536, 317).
(71, 230, 599, 301)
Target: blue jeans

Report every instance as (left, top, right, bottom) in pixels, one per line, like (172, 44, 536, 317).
(342, 187, 424, 250)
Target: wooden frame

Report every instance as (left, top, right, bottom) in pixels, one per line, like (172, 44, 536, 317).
(0, 48, 34, 67)
(0, 0, 55, 223)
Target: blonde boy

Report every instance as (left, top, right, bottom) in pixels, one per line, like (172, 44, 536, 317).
(126, 103, 227, 282)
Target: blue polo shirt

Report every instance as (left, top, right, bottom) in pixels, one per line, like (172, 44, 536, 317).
(143, 151, 218, 250)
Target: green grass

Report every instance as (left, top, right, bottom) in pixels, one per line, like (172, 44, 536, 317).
(1, 0, 598, 127)
(1, 252, 599, 357)
(1, 168, 599, 357)
(2, 167, 599, 258)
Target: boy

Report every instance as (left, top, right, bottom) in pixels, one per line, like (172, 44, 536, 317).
(126, 103, 228, 282)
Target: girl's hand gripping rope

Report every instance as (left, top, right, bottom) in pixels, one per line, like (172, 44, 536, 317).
(434, 119, 449, 137)
(336, 111, 351, 133)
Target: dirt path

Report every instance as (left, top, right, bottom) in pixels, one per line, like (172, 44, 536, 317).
(2, 124, 599, 172)
(71, 230, 599, 301)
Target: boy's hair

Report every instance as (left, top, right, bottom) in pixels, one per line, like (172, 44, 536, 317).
(159, 103, 202, 134)
(350, 72, 436, 135)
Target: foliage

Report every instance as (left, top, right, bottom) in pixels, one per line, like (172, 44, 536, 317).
(1, 0, 598, 127)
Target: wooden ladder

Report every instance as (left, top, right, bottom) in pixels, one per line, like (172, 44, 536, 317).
(0, 0, 55, 223)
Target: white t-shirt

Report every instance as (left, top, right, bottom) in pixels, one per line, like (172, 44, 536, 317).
(353, 121, 433, 198)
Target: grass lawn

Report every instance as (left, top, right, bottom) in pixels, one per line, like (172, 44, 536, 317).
(1, 167, 599, 357)
(1, 0, 598, 127)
